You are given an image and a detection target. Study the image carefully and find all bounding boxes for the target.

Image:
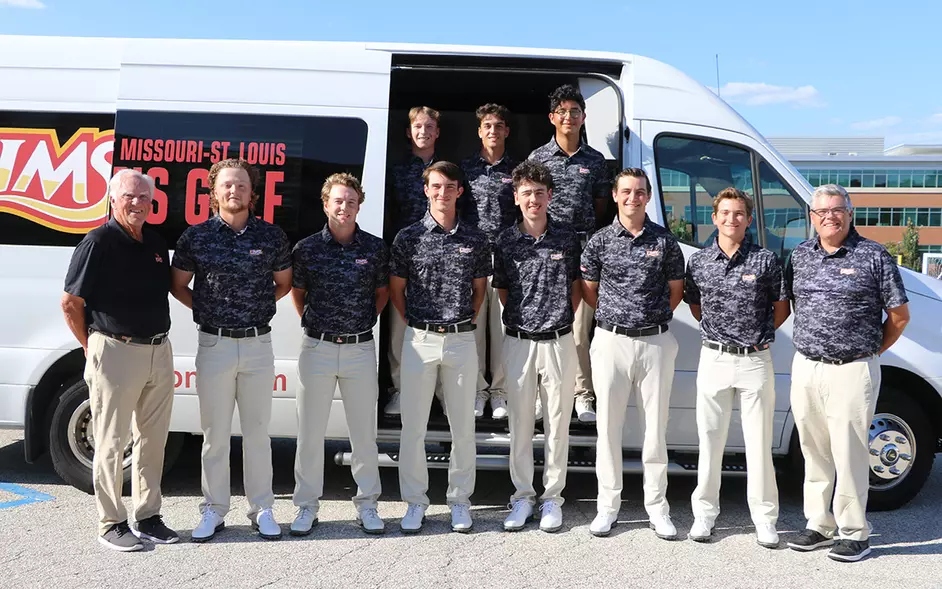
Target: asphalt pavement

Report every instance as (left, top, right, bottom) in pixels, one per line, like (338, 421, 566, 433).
(1, 429, 940, 589)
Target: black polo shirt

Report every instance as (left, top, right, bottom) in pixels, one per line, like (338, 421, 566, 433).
(390, 212, 492, 324)
(172, 215, 292, 328)
(684, 236, 786, 347)
(388, 154, 437, 235)
(292, 225, 389, 334)
(493, 219, 579, 333)
(64, 218, 171, 337)
(527, 137, 610, 234)
(459, 153, 518, 244)
(580, 215, 685, 329)
(785, 228, 908, 359)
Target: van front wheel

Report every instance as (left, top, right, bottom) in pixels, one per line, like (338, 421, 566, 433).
(47, 378, 184, 494)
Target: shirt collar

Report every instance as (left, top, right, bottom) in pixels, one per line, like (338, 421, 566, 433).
(474, 152, 509, 168)
(512, 217, 555, 243)
(421, 210, 460, 235)
(710, 232, 754, 261)
(546, 135, 586, 158)
(319, 223, 361, 245)
(813, 226, 861, 255)
(213, 214, 255, 236)
(409, 153, 437, 168)
(612, 214, 654, 239)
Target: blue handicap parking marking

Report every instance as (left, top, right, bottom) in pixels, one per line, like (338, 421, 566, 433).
(0, 483, 54, 509)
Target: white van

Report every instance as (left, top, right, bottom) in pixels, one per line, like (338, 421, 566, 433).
(1, 36, 939, 511)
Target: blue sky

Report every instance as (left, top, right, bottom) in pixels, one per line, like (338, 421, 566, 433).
(3, 0, 941, 148)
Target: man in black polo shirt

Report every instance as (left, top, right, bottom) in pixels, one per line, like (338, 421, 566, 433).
(785, 184, 909, 562)
(390, 161, 491, 534)
(62, 169, 178, 551)
(529, 84, 611, 423)
(289, 173, 388, 536)
(581, 168, 684, 539)
(170, 158, 292, 542)
(684, 188, 790, 548)
(494, 161, 580, 533)
(460, 103, 518, 421)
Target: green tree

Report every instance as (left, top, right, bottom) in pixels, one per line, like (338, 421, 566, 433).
(900, 219, 921, 271)
(668, 215, 693, 242)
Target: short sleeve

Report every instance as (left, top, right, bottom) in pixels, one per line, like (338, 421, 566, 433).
(492, 242, 509, 290)
(389, 233, 410, 279)
(580, 233, 603, 282)
(63, 237, 101, 300)
(682, 257, 701, 305)
(473, 239, 493, 279)
(375, 242, 390, 287)
(171, 229, 196, 272)
(767, 255, 787, 302)
(291, 242, 307, 289)
(877, 249, 909, 309)
(272, 227, 292, 272)
(664, 236, 685, 281)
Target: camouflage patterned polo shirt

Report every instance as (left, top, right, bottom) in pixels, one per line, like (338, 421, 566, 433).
(388, 154, 436, 235)
(172, 215, 291, 328)
(581, 215, 685, 329)
(459, 153, 518, 244)
(292, 224, 389, 334)
(390, 212, 492, 324)
(527, 137, 610, 234)
(785, 228, 908, 360)
(493, 219, 579, 333)
(684, 235, 787, 347)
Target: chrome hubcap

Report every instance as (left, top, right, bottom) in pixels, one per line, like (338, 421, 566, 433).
(67, 399, 133, 470)
(869, 412, 916, 489)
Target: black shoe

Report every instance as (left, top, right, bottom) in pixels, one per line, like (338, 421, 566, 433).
(99, 521, 144, 552)
(828, 539, 872, 562)
(787, 529, 835, 551)
(132, 515, 180, 544)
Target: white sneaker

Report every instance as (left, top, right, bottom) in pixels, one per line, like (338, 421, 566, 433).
(688, 516, 714, 542)
(399, 503, 426, 534)
(356, 507, 385, 535)
(251, 508, 282, 540)
(289, 507, 318, 536)
(490, 390, 508, 420)
(473, 390, 489, 418)
(451, 504, 473, 533)
(191, 507, 225, 543)
(384, 391, 402, 415)
(534, 395, 543, 422)
(539, 501, 563, 533)
(575, 395, 596, 423)
(503, 499, 534, 532)
(756, 523, 779, 548)
(649, 514, 677, 540)
(590, 512, 617, 537)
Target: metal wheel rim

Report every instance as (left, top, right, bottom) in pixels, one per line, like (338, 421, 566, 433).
(869, 412, 916, 490)
(67, 399, 133, 471)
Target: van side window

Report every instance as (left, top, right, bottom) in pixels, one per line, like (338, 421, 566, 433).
(758, 159, 808, 261)
(113, 111, 368, 246)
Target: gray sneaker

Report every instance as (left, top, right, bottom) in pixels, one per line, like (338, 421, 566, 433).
(99, 521, 144, 552)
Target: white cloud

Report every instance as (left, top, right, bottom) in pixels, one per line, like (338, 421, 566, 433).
(850, 116, 902, 131)
(0, 0, 46, 7)
(718, 82, 824, 108)
(929, 113, 942, 124)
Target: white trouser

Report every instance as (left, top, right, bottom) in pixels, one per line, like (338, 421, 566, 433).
(398, 326, 478, 506)
(504, 332, 577, 505)
(573, 299, 594, 399)
(592, 328, 678, 517)
(473, 276, 505, 395)
(387, 309, 407, 393)
(691, 347, 778, 525)
(195, 331, 275, 517)
(791, 353, 880, 541)
(293, 335, 381, 513)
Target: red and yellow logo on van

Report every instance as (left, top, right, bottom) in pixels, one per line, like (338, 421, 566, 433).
(0, 127, 114, 233)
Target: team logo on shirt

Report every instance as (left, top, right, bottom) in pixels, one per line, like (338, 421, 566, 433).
(578, 167, 590, 174)
(551, 252, 564, 260)
(840, 268, 856, 275)
(742, 273, 756, 281)
(249, 249, 263, 256)
(645, 249, 661, 257)
(154, 253, 163, 263)
(355, 258, 369, 265)
(580, 265, 588, 272)
(459, 247, 473, 254)
(501, 177, 513, 184)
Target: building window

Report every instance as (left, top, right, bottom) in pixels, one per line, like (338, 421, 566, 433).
(799, 168, 942, 189)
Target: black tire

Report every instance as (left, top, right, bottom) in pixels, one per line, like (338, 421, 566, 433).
(47, 377, 185, 495)
(867, 387, 935, 511)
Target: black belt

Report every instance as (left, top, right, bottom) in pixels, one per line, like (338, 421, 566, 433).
(92, 329, 168, 346)
(598, 321, 668, 337)
(703, 341, 770, 356)
(505, 325, 573, 341)
(304, 327, 373, 344)
(803, 353, 871, 366)
(408, 320, 476, 334)
(199, 325, 271, 339)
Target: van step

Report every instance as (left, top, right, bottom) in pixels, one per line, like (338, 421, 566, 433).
(333, 452, 748, 477)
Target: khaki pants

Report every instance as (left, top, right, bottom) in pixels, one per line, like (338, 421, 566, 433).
(293, 336, 381, 512)
(85, 331, 174, 536)
(195, 331, 275, 517)
(504, 332, 576, 505)
(573, 300, 594, 399)
(791, 353, 880, 541)
(592, 328, 678, 517)
(691, 347, 778, 525)
(398, 326, 477, 506)
(473, 276, 505, 394)
(387, 309, 407, 393)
